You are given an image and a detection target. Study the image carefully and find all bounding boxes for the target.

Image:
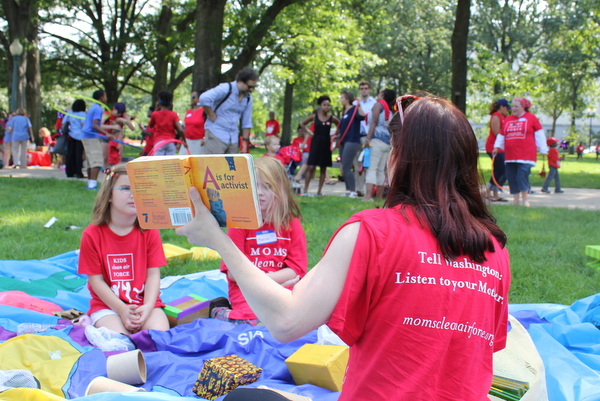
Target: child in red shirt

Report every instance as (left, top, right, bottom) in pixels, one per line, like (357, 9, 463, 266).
(541, 137, 564, 194)
(148, 91, 184, 155)
(576, 143, 585, 160)
(212, 156, 307, 325)
(78, 164, 170, 334)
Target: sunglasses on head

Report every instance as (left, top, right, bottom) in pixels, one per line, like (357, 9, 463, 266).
(394, 95, 421, 126)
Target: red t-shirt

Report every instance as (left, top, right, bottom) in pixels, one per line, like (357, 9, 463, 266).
(78, 224, 167, 315)
(548, 148, 560, 168)
(291, 137, 311, 153)
(184, 108, 205, 140)
(108, 140, 121, 165)
(220, 219, 307, 320)
(265, 120, 280, 137)
(327, 207, 510, 401)
(148, 110, 180, 143)
(576, 145, 585, 154)
(485, 112, 505, 154)
(500, 112, 542, 163)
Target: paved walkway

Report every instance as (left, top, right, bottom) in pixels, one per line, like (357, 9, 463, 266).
(1, 166, 599, 210)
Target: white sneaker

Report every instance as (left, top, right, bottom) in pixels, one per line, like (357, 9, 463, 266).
(349, 192, 358, 198)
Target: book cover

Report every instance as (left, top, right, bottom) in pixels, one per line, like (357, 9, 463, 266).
(126, 154, 263, 229)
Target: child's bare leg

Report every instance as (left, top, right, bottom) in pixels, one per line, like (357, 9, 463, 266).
(521, 190, 530, 207)
(95, 314, 131, 335)
(141, 308, 170, 331)
(512, 193, 519, 206)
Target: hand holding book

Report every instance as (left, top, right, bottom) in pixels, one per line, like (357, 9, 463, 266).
(175, 187, 228, 251)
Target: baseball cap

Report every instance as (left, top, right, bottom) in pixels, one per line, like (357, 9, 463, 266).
(547, 137, 559, 147)
(497, 99, 511, 110)
(114, 102, 126, 114)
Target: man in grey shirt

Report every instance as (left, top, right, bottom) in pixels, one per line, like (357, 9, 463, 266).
(199, 68, 257, 154)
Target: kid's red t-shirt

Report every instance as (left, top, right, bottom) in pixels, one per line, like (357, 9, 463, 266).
(220, 219, 307, 320)
(327, 207, 510, 401)
(265, 120, 280, 137)
(78, 224, 167, 315)
(149, 110, 180, 143)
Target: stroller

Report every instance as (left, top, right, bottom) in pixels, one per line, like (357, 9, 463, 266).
(276, 145, 303, 194)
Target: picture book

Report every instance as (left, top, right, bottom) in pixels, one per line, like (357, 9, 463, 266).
(126, 154, 263, 230)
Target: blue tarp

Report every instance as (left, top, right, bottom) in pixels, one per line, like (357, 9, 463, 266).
(1, 251, 600, 400)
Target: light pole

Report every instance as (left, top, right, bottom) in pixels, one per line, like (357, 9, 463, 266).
(9, 38, 23, 112)
(587, 108, 595, 148)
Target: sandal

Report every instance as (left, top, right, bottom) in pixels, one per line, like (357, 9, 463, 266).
(490, 197, 508, 202)
(325, 180, 337, 185)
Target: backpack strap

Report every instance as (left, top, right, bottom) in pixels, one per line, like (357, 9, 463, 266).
(214, 82, 232, 113)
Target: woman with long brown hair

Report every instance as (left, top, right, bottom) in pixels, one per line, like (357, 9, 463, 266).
(177, 95, 511, 401)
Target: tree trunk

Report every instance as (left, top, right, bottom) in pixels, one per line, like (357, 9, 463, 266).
(451, 0, 471, 114)
(2, 0, 41, 142)
(151, 5, 173, 104)
(193, 0, 227, 91)
(281, 80, 294, 146)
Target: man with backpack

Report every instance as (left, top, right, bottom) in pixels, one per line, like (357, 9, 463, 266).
(199, 67, 257, 154)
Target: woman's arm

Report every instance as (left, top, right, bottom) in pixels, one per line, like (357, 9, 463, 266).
(176, 187, 359, 342)
(365, 103, 382, 147)
(299, 114, 315, 137)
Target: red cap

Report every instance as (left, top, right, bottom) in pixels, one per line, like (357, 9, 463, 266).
(547, 137, 559, 146)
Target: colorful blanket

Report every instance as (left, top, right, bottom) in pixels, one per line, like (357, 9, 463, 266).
(0, 252, 599, 401)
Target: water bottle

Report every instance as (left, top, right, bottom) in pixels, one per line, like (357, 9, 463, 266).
(363, 147, 371, 168)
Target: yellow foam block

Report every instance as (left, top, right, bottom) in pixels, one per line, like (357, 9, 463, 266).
(190, 246, 221, 261)
(162, 243, 194, 262)
(285, 344, 349, 392)
(585, 245, 600, 260)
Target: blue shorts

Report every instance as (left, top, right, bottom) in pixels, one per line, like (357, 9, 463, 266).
(505, 162, 532, 194)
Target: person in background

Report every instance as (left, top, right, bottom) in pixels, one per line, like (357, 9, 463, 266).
(148, 91, 185, 156)
(354, 81, 377, 197)
(493, 97, 548, 207)
(299, 95, 340, 196)
(81, 89, 113, 190)
(363, 89, 396, 201)
(265, 111, 280, 138)
(291, 125, 310, 178)
(337, 90, 365, 198)
(185, 89, 206, 155)
(485, 99, 511, 202)
(78, 164, 170, 334)
(209, 156, 307, 326)
(576, 143, 585, 160)
(1, 112, 14, 168)
(6, 108, 34, 169)
(62, 99, 87, 178)
(200, 67, 257, 154)
(140, 106, 155, 156)
(541, 137, 564, 194)
(263, 135, 282, 160)
(176, 96, 510, 400)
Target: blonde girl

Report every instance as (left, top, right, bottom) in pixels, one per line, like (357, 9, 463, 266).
(211, 156, 308, 325)
(78, 164, 169, 334)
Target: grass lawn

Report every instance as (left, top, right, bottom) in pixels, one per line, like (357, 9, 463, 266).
(1, 155, 599, 306)
(478, 152, 600, 189)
